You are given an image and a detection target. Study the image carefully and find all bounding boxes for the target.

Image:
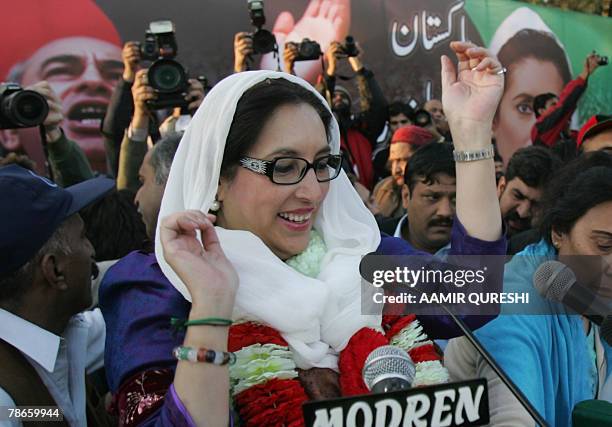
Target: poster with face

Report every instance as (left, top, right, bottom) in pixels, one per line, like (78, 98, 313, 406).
(1, 0, 610, 171)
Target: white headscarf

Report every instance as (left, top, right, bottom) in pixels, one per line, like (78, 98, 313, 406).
(489, 7, 573, 75)
(155, 70, 382, 370)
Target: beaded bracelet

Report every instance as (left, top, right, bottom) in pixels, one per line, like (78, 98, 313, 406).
(173, 346, 236, 365)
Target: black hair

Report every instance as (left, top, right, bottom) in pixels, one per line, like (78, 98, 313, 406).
(505, 146, 562, 189)
(388, 101, 414, 120)
(80, 189, 148, 261)
(533, 93, 558, 118)
(221, 78, 333, 179)
(404, 142, 455, 195)
(498, 29, 571, 88)
(551, 137, 578, 163)
(150, 132, 182, 185)
(539, 151, 612, 244)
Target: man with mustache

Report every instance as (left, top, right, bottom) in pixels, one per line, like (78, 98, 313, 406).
(0, 0, 122, 173)
(498, 146, 562, 239)
(379, 142, 456, 254)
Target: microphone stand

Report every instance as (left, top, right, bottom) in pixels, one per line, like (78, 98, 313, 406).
(437, 304, 550, 427)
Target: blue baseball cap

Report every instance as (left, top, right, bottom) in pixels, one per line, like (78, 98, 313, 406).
(0, 165, 115, 276)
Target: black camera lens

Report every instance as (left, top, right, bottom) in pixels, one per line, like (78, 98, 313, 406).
(252, 29, 277, 55)
(1, 90, 48, 127)
(148, 59, 187, 93)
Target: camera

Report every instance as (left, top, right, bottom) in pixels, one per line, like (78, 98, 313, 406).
(0, 83, 49, 130)
(142, 21, 189, 110)
(295, 39, 322, 62)
(597, 55, 609, 66)
(247, 0, 277, 55)
(412, 109, 432, 128)
(140, 30, 158, 61)
(339, 36, 359, 57)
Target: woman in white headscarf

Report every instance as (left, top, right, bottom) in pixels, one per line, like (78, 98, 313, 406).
(489, 7, 572, 165)
(101, 41, 506, 426)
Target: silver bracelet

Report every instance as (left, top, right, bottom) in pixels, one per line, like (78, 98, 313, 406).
(453, 145, 495, 162)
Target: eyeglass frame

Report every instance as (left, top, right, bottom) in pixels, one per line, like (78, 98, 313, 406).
(238, 154, 343, 185)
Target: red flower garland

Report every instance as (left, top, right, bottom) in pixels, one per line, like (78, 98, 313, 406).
(229, 322, 308, 427)
(338, 327, 389, 396)
(229, 317, 445, 425)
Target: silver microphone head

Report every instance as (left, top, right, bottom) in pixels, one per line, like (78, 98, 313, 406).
(533, 260, 576, 302)
(362, 345, 415, 391)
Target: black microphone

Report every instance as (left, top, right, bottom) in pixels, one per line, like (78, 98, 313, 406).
(362, 345, 415, 393)
(533, 260, 612, 345)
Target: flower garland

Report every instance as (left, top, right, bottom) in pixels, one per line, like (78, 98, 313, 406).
(228, 231, 449, 426)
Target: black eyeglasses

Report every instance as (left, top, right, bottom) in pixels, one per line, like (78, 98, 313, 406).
(239, 154, 343, 185)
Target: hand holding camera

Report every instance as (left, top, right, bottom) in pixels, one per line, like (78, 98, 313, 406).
(132, 69, 157, 120)
(185, 78, 205, 112)
(234, 32, 254, 73)
(27, 81, 63, 143)
(122, 41, 141, 83)
(0, 83, 49, 130)
(581, 51, 608, 79)
(283, 42, 299, 74)
(324, 41, 342, 76)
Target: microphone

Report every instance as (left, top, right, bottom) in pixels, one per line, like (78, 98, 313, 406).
(362, 345, 415, 393)
(427, 298, 550, 427)
(533, 260, 612, 345)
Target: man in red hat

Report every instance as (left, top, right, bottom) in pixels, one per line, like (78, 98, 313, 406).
(577, 115, 612, 154)
(0, 0, 122, 173)
(371, 125, 434, 218)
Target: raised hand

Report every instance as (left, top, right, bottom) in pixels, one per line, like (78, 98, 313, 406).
(122, 41, 141, 83)
(441, 41, 504, 143)
(261, 0, 351, 82)
(283, 42, 299, 75)
(160, 210, 238, 311)
(234, 32, 254, 73)
(185, 78, 205, 112)
(274, 0, 351, 46)
(324, 41, 342, 76)
(132, 69, 156, 117)
(27, 81, 63, 142)
(580, 52, 602, 79)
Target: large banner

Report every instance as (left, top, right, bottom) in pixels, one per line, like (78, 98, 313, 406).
(1, 0, 611, 167)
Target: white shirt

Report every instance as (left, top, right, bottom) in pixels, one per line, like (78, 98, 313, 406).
(393, 214, 408, 238)
(0, 308, 105, 427)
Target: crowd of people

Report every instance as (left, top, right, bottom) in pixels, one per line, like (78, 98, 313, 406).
(0, 23, 611, 427)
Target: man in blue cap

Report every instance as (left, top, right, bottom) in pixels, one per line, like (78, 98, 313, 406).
(0, 164, 114, 426)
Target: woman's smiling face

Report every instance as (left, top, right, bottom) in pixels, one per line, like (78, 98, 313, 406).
(216, 102, 331, 260)
(493, 57, 565, 165)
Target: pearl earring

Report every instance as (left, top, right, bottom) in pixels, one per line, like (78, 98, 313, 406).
(210, 199, 220, 212)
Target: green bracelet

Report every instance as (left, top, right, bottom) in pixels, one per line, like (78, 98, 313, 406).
(170, 317, 233, 330)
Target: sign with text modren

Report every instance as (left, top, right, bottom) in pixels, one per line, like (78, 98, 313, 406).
(303, 379, 489, 427)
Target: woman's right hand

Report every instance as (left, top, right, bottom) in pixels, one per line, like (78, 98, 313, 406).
(441, 41, 504, 148)
(160, 210, 238, 314)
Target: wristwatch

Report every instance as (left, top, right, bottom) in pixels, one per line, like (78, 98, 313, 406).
(453, 145, 495, 162)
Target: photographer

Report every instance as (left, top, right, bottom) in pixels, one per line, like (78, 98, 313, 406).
(101, 41, 141, 176)
(282, 42, 300, 76)
(102, 37, 205, 178)
(319, 40, 387, 190)
(116, 69, 203, 193)
(531, 52, 604, 147)
(25, 81, 95, 187)
(233, 32, 254, 73)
